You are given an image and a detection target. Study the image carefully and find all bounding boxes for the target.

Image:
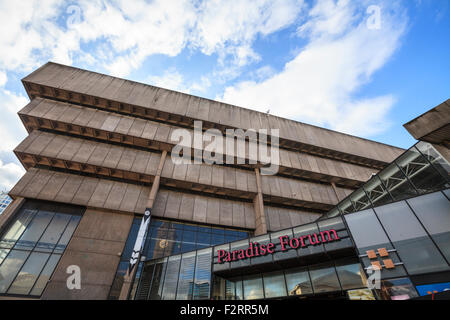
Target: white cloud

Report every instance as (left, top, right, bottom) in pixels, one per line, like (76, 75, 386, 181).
(0, 0, 305, 78)
(219, 0, 408, 137)
(0, 159, 25, 192)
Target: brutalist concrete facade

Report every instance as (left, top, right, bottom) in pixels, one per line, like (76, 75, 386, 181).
(0, 62, 409, 299)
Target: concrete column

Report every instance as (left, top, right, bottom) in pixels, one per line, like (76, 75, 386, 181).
(330, 182, 341, 202)
(119, 150, 167, 300)
(253, 168, 267, 236)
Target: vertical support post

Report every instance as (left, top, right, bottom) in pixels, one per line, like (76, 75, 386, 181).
(330, 182, 342, 202)
(119, 150, 167, 300)
(253, 167, 267, 236)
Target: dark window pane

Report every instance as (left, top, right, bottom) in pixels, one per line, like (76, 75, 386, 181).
(36, 213, 71, 252)
(134, 262, 155, 300)
(243, 275, 264, 300)
(397, 147, 448, 193)
(335, 260, 366, 290)
(378, 163, 417, 201)
(309, 263, 341, 293)
(8, 252, 50, 295)
(378, 277, 418, 300)
(54, 216, 81, 254)
(415, 142, 450, 184)
(37, 258, 60, 293)
(15, 210, 53, 251)
(407, 192, 450, 262)
(225, 279, 236, 300)
(375, 201, 449, 275)
(0, 250, 30, 293)
(263, 271, 287, 298)
(210, 234, 225, 245)
(149, 258, 167, 300)
(196, 232, 211, 249)
(285, 267, 312, 296)
(345, 209, 407, 279)
(181, 230, 196, 253)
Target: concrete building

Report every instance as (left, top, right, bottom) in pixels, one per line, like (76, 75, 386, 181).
(0, 62, 448, 300)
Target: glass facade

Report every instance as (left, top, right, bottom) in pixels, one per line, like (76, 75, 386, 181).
(214, 258, 366, 300)
(325, 142, 449, 219)
(0, 200, 83, 297)
(345, 189, 450, 282)
(134, 188, 450, 300)
(0, 192, 12, 215)
(108, 218, 251, 300)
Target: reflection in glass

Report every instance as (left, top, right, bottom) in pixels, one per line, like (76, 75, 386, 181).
(0, 201, 82, 297)
(149, 258, 167, 300)
(263, 271, 287, 298)
(0, 209, 35, 249)
(14, 210, 53, 251)
(285, 267, 312, 296)
(243, 275, 264, 300)
(407, 192, 450, 262)
(30, 254, 61, 296)
(8, 252, 50, 295)
(309, 263, 341, 294)
(335, 260, 366, 290)
(176, 252, 196, 300)
(193, 248, 212, 300)
(0, 250, 30, 293)
(375, 201, 449, 275)
(378, 277, 418, 300)
(161, 255, 181, 300)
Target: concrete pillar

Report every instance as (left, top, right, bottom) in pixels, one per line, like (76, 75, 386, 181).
(118, 150, 167, 300)
(253, 168, 267, 236)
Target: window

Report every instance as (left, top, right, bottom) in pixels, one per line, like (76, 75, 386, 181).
(263, 271, 287, 298)
(407, 192, 450, 262)
(193, 248, 212, 300)
(335, 259, 366, 290)
(396, 147, 448, 193)
(378, 162, 417, 201)
(110, 217, 250, 299)
(375, 201, 449, 275)
(309, 262, 341, 294)
(377, 277, 418, 300)
(285, 267, 312, 296)
(243, 274, 264, 300)
(0, 200, 83, 296)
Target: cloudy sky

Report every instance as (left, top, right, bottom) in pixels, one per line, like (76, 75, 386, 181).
(0, 0, 449, 192)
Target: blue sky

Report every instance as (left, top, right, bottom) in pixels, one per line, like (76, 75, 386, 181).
(0, 0, 449, 191)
